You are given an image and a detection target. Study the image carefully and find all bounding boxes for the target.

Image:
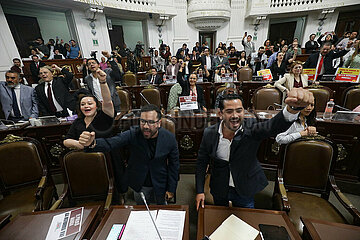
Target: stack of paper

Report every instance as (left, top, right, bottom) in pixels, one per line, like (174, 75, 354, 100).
(209, 214, 259, 240)
(120, 210, 186, 240)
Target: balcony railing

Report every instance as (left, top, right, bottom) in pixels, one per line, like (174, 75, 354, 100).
(270, 0, 322, 8)
(247, 0, 357, 16)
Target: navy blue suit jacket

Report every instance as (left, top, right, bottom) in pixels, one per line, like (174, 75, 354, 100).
(196, 111, 293, 198)
(89, 126, 179, 197)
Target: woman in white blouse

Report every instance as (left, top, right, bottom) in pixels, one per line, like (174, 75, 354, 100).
(276, 101, 317, 145)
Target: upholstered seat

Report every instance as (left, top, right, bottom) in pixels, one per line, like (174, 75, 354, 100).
(273, 137, 360, 234)
(287, 192, 347, 233)
(251, 85, 282, 110)
(50, 150, 114, 211)
(123, 71, 137, 86)
(161, 117, 175, 135)
(0, 136, 57, 219)
(116, 88, 132, 112)
(343, 87, 360, 110)
(305, 85, 333, 112)
(140, 88, 161, 108)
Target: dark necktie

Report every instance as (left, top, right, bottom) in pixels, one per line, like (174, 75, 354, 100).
(152, 76, 155, 84)
(11, 88, 21, 118)
(47, 83, 57, 113)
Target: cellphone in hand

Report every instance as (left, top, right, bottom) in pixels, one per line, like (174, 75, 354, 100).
(245, 32, 247, 36)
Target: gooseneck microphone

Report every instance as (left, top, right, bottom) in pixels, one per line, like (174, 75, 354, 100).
(335, 105, 351, 111)
(140, 92, 151, 105)
(140, 192, 163, 240)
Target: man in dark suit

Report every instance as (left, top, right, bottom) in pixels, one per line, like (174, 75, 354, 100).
(35, 64, 76, 117)
(147, 67, 163, 84)
(84, 51, 121, 113)
(199, 48, 214, 81)
(0, 70, 38, 122)
(176, 43, 189, 58)
(79, 104, 179, 205)
(303, 41, 353, 80)
(212, 49, 230, 69)
(29, 55, 45, 84)
(195, 88, 314, 209)
(165, 56, 180, 77)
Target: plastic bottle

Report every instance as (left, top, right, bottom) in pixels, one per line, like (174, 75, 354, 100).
(323, 99, 334, 120)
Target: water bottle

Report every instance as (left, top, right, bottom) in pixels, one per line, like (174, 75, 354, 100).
(323, 99, 334, 120)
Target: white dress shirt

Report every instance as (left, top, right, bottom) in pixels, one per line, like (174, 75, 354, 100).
(11, 85, 22, 117)
(90, 73, 103, 102)
(216, 107, 299, 187)
(206, 56, 212, 70)
(44, 81, 63, 112)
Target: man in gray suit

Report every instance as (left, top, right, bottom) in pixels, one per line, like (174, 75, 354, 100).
(242, 33, 256, 57)
(84, 51, 121, 113)
(212, 49, 230, 69)
(0, 70, 38, 122)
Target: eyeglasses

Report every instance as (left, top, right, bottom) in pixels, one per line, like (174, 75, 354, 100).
(139, 119, 159, 126)
(5, 76, 16, 80)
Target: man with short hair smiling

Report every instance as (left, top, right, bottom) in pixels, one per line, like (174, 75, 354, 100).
(79, 104, 180, 205)
(84, 51, 121, 113)
(0, 70, 38, 122)
(165, 56, 180, 77)
(196, 88, 314, 210)
(304, 41, 353, 79)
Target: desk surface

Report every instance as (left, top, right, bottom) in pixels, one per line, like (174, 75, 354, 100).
(301, 217, 360, 240)
(91, 205, 189, 240)
(197, 205, 301, 240)
(0, 205, 101, 240)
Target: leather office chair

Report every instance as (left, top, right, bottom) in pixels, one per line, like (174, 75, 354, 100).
(238, 66, 253, 82)
(71, 77, 81, 90)
(273, 137, 360, 234)
(343, 86, 360, 110)
(140, 87, 162, 108)
(116, 88, 132, 113)
(161, 117, 175, 135)
(251, 84, 282, 110)
(123, 71, 137, 86)
(305, 85, 333, 112)
(0, 135, 57, 219)
(50, 150, 114, 211)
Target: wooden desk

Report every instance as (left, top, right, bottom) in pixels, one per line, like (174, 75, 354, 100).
(0, 205, 101, 240)
(197, 205, 301, 240)
(0, 122, 72, 172)
(90, 205, 189, 240)
(301, 217, 360, 240)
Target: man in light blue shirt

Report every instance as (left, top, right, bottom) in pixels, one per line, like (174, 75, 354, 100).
(68, 40, 81, 59)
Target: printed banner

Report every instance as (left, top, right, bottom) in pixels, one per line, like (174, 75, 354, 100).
(303, 68, 316, 81)
(257, 69, 273, 81)
(335, 68, 360, 82)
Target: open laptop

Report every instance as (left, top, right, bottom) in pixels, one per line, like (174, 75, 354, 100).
(332, 111, 360, 122)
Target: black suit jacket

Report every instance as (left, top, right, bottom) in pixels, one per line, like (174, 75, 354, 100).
(177, 71, 206, 110)
(30, 61, 46, 83)
(147, 74, 163, 84)
(303, 49, 349, 74)
(196, 111, 293, 198)
(87, 126, 180, 197)
(200, 55, 214, 70)
(35, 68, 75, 116)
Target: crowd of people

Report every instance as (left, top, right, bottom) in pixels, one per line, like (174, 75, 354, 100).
(1, 29, 360, 207)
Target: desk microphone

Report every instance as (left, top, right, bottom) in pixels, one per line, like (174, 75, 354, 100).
(139, 192, 163, 240)
(140, 92, 151, 105)
(335, 105, 351, 111)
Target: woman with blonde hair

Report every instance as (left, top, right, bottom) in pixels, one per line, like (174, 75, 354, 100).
(274, 61, 308, 94)
(344, 40, 360, 69)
